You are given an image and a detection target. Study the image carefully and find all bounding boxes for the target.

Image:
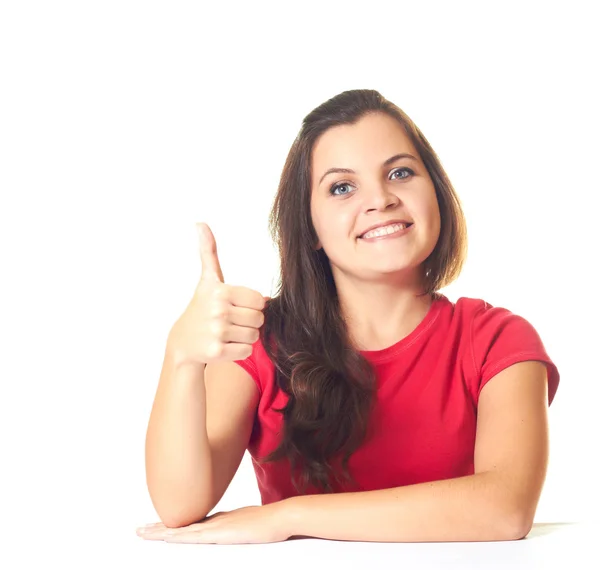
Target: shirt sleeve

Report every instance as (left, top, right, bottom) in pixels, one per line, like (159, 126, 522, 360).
(233, 338, 263, 397)
(469, 300, 560, 407)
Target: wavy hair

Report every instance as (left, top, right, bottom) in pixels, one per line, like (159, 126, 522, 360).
(255, 89, 468, 495)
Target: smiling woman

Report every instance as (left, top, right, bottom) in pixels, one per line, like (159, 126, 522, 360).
(140, 89, 560, 544)
(247, 92, 467, 495)
(235, 90, 558, 535)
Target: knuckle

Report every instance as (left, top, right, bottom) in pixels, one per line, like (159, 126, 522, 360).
(213, 285, 228, 301)
(210, 320, 226, 339)
(210, 301, 228, 319)
(207, 341, 224, 358)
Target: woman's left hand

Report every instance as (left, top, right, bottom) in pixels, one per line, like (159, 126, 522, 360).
(136, 502, 294, 545)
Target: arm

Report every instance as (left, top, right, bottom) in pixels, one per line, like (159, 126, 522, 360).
(282, 361, 549, 542)
(284, 471, 519, 543)
(145, 346, 212, 527)
(144, 340, 259, 528)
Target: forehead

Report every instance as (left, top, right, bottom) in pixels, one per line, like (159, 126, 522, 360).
(311, 113, 416, 177)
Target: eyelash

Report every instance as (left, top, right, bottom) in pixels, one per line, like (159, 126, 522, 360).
(328, 167, 415, 196)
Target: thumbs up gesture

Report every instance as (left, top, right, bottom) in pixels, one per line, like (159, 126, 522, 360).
(167, 223, 267, 368)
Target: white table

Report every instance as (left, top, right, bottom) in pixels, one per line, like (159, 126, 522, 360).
(132, 521, 600, 569)
(35, 521, 596, 569)
(7, 521, 598, 569)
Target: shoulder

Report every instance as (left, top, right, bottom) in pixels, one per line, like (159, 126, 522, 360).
(459, 296, 560, 407)
(447, 295, 490, 318)
(466, 297, 542, 349)
(445, 295, 528, 335)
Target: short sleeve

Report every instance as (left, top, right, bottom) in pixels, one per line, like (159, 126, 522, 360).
(233, 338, 263, 397)
(469, 301, 560, 407)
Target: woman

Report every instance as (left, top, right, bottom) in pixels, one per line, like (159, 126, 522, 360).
(138, 89, 560, 544)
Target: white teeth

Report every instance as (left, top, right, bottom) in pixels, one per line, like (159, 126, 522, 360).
(362, 222, 408, 239)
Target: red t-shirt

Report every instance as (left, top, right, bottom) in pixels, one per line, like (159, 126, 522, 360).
(234, 293, 560, 505)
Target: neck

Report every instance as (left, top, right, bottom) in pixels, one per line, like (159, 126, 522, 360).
(337, 279, 434, 351)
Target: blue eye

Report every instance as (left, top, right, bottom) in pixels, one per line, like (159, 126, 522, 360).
(329, 167, 415, 196)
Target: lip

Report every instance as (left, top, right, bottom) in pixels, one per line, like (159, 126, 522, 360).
(358, 223, 414, 242)
(357, 219, 413, 238)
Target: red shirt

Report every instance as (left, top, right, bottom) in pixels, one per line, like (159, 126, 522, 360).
(234, 293, 560, 505)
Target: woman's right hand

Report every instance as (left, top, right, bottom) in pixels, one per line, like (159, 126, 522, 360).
(167, 222, 268, 368)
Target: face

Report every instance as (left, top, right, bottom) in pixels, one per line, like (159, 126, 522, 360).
(310, 112, 441, 282)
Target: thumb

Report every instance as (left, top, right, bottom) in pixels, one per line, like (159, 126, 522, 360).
(196, 222, 225, 283)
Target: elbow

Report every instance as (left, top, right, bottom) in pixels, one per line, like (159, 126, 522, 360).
(149, 490, 213, 529)
(158, 507, 212, 529)
(161, 516, 193, 530)
(146, 476, 215, 529)
(499, 508, 534, 541)
(511, 513, 534, 540)
(160, 516, 184, 529)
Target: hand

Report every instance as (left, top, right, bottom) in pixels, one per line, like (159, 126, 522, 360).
(136, 502, 293, 545)
(167, 222, 269, 368)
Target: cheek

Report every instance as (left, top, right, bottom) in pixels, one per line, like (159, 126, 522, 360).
(310, 203, 322, 234)
(316, 206, 347, 234)
(424, 193, 441, 223)
(429, 205, 442, 242)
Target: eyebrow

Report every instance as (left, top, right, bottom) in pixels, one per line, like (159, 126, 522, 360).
(318, 153, 419, 186)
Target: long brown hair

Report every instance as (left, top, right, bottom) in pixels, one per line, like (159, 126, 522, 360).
(256, 89, 468, 495)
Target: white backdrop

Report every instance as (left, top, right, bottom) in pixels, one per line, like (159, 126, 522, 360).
(1, 1, 598, 567)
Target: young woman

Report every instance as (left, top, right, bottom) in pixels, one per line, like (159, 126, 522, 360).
(138, 89, 560, 544)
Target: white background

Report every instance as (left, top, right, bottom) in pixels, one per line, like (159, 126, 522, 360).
(1, 0, 598, 566)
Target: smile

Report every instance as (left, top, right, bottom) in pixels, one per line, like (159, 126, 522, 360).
(358, 223, 414, 242)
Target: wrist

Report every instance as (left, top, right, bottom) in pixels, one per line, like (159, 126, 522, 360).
(276, 496, 303, 538)
(166, 341, 206, 371)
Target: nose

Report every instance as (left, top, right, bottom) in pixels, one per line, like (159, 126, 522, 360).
(364, 184, 400, 212)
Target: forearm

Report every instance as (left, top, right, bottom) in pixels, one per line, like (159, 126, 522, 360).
(284, 471, 524, 543)
(145, 344, 212, 527)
